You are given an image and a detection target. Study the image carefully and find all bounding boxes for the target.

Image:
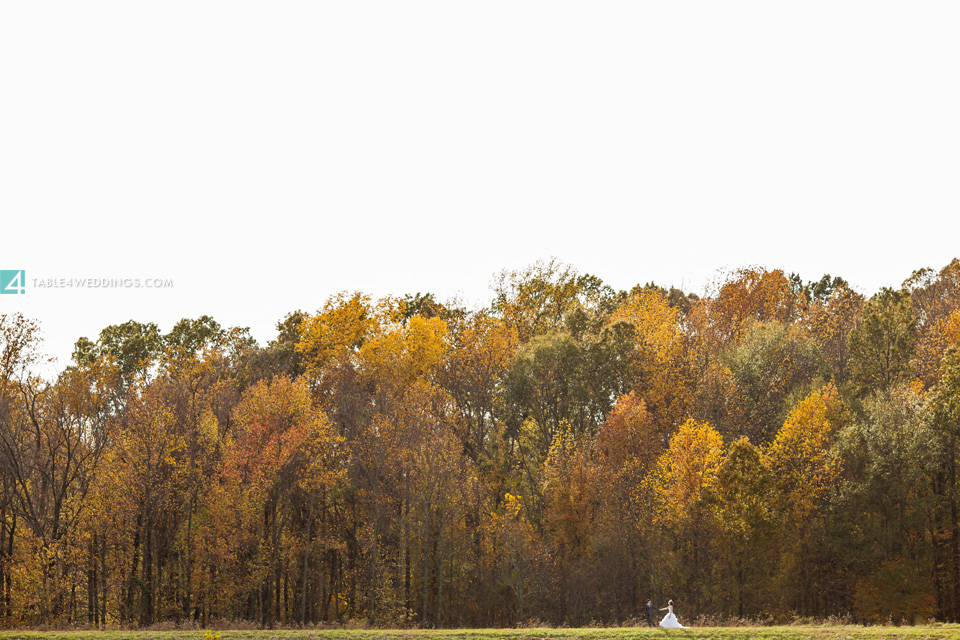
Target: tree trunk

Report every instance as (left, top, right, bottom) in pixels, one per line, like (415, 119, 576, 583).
(1, 510, 12, 619)
(301, 497, 315, 625)
(100, 534, 107, 628)
(184, 492, 196, 621)
(951, 432, 959, 622)
(265, 501, 275, 628)
(125, 511, 142, 623)
(87, 536, 97, 625)
(141, 517, 153, 626)
(421, 501, 431, 626)
(405, 482, 412, 619)
(437, 502, 446, 625)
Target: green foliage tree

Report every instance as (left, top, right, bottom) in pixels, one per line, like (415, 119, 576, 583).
(834, 383, 935, 623)
(848, 288, 918, 394)
(927, 348, 960, 621)
(722, 321, 824, 443)
(163, 315, 224, 358)
(714, 437, 775, 617)
(73, 320, 162, 384)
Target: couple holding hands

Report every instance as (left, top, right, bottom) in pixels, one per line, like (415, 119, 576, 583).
(644, 599, 687, 629)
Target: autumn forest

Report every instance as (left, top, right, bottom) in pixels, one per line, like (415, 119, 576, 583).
(2, 259, 960, 629)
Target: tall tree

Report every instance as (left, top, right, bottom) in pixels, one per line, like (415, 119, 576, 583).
(804, 284, 864, 385)
(834, 383, 935, 623)
(905, 260, 960, 387)
(714, 437, 775, 617)
(763, 384, 845, 615)
(644, 418, 725, 617)
(848, 288, 917, 394)
(708, 268, 805, 345)
(927, 348, 960, 621)
(222, 375, 340, 627)
(722, 321, 823, 443)
(73, 320, 163, 385)
(605, 288, 691, 432)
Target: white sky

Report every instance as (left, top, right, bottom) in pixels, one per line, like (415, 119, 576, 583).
(2, 2, 959, 374)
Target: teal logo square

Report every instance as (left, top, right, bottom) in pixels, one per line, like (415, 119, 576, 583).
(0, 270, 26, 295)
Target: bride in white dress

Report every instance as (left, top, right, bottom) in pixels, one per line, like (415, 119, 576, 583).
(659, 600, 688, 628)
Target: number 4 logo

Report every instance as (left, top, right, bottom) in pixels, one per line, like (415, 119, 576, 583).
(0, 270, 26, 295)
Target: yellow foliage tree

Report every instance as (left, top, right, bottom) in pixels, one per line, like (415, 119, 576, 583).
(947, 309, 960, 346)
(914, 309, 960, 386)
(762, 383, 845, 613)
(763, 383, 844, 520)
(605, 289, 691, 430)
(297, 291, 385, 386)
(543, 421, 601, 562)
(643, 418, 724, 616)
(647, 418, 724, 530)
(360, 314, 449, 393)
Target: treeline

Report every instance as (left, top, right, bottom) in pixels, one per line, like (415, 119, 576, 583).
(2, 258, 960, 628)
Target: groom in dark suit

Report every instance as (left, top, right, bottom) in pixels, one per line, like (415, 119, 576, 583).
(644, 599, 657, 626)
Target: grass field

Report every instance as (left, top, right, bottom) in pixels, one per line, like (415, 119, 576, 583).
(3, 627, 960, 640)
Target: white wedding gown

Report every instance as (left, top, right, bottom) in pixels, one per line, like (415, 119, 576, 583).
(659, 606, 687, 629)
